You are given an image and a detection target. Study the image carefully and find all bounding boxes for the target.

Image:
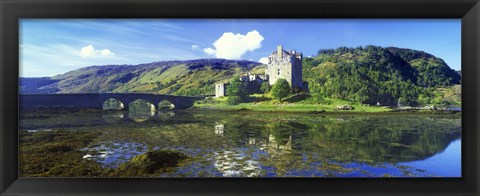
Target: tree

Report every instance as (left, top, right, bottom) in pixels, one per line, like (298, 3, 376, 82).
(226, 77, 245, 98)
(260, 82, 271, 93)
(271, 79, 291, 101)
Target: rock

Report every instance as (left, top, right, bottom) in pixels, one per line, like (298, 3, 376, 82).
(115, 150, 189, 176)
(41, 144, 74, 153)
(336, 105, 353, 110)
(424, 105, 438, 110)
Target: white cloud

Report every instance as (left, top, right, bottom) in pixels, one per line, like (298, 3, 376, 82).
(258, 57, 269, 64)
(191, 44, 200, 50)
(203, 48, 215, 55)
(204, 30, 264, 59)
(80, 45, 96, 58)
(100, 49, 114, 56)
(79, 44, 115, 58)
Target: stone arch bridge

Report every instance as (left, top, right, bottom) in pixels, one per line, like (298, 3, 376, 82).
(19, 93, 204, 110)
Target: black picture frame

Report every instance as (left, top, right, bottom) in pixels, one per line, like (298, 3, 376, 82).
(1, 0, 479, 195)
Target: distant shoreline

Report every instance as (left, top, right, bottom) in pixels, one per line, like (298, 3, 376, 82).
(189, 106, 461, 116)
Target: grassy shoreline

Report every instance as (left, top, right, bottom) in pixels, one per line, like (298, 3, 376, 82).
(192, 103, 388, 112)
(191, 95, 460, 115)
(191, 103, 460, 115)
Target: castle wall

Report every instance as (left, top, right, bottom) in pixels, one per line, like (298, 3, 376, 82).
(267, 56, 294, 86)
(266, 46, 303, 90)
(291, 55, 303, 89)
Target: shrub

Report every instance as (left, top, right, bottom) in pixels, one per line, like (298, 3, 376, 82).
(260, 82, 271, 93)
(226, 96, 242, 105)
(271, 79, 291, 101)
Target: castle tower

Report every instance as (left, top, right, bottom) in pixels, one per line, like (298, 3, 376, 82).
(266, 45, 303, 90)
(277, 45, 283, 59)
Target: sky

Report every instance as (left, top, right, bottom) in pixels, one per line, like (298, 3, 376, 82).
(20, 19, 461, 77)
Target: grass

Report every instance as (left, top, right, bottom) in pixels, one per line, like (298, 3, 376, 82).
(113, 65, 258, 95)
(194, 94, 392, 113)
(154, 64, 189, 84)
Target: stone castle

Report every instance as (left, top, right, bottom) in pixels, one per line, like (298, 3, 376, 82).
(215, 45, 307, 98)
(265, 45, 306, 91)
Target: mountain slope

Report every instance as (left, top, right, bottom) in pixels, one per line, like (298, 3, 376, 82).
(19, 77, 59, 94)
(21, 59, 263, 96)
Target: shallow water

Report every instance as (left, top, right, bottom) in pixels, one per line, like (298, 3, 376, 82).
(19, 109, 461, 177)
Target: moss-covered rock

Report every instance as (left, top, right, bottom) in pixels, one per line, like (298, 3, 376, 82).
(113, 150, 189, 177)
(19, 130, 106, 177)
(40, 144, 75, 153)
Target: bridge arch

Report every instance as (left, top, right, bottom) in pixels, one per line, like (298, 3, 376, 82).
(128, 99, 156, 122)
(128, 99, 156, 113)
(158, 99, 175, 110)
(102, 98, 125, 110)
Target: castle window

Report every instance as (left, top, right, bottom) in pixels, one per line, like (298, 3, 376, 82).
(278, 69, 280, 75)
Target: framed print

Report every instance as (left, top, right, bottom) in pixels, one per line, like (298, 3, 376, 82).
(1, 0, 479, 195)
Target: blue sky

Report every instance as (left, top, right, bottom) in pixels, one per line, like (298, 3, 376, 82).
(20, 19, 461, 77)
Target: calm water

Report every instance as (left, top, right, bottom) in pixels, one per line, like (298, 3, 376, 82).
(19, 108, 461, 177)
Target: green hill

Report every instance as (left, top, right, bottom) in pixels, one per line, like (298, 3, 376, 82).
(303, 45, 460, 105)
(20, 59, 263, 96)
